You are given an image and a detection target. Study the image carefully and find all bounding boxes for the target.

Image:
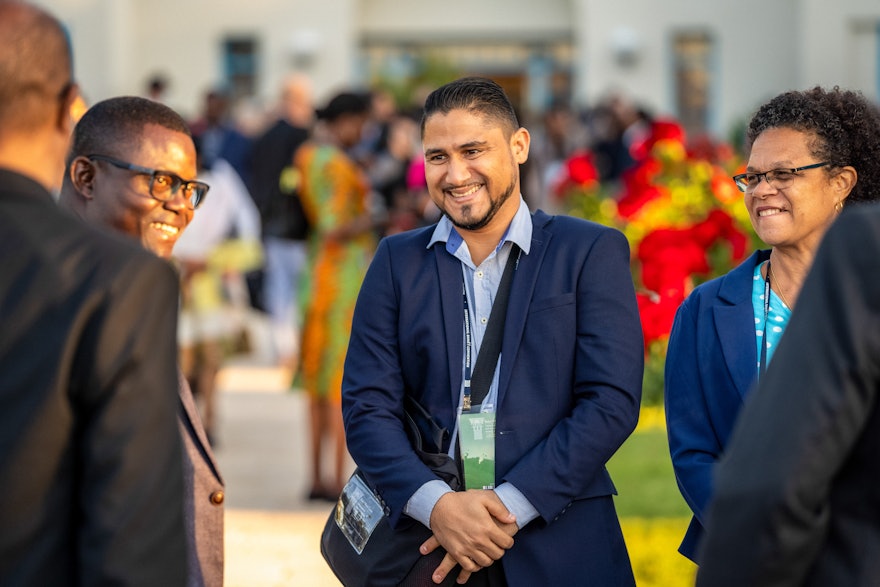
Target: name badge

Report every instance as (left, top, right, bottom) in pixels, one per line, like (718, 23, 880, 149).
(334, 473, 385, 554)
(458, 412, 496, 490)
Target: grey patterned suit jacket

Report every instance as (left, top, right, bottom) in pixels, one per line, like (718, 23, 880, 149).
(178, 372, 225, 587)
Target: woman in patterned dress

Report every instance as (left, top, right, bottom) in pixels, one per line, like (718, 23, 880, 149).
(294, 91, 377, 499)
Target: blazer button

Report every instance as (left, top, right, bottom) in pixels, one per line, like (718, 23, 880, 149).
(210, 490, 225, 505)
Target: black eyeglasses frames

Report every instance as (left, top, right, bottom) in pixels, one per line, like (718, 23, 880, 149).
(87, 154, 209, 209)
(732, 162, 830, 193)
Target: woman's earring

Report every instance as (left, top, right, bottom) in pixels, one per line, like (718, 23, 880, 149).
(835, 200, 843, 213)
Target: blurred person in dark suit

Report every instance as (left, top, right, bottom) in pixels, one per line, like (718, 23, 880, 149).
(190, 87, 252, 185)
(0, 2, 186, 584)
(247, 73, 314, 373)
(59, 96, 224, 587)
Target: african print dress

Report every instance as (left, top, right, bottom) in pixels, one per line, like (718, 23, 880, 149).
(294, 142, 376, 401)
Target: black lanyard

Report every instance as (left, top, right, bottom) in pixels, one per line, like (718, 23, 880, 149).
(758, 261, 772, 378)
(461, 245, 520, 412)
(463, 288, 474, 409)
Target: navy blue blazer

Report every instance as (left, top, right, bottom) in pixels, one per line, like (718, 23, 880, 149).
(343, 210, 644, 586)
(664, 249, 770, 561)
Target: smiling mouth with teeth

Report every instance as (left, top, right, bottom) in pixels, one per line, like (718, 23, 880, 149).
(150, 222, 180, 236)
(449, 184, 482, 198)
(757, 208, 784, 217)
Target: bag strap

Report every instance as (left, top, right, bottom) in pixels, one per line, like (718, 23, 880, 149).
(468, 244, 520, 407)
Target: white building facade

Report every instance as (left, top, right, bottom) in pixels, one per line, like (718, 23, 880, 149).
(38, 0, 880, 140)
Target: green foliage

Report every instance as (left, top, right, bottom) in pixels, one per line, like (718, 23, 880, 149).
(371, 55, 461, 113)
(608, 428, 690, 518)
(641, 341, 667, 407)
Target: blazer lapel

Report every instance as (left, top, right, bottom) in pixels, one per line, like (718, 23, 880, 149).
(497, 214, 550, 404)
(177, 370, 224, 483)
(435, 244, 464, 408)
(714, 251, 765, 401)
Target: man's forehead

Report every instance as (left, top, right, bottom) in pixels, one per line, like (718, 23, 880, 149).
(130, 125, 193, 154)
(422, 110, 507, 145)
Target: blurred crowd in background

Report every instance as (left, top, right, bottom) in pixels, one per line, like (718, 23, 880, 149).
(136, 69, 700, 448)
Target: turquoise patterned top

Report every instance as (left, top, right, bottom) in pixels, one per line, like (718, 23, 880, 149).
(752, 260, 792, 373)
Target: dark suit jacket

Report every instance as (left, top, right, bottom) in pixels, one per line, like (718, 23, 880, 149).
(697, 204, 880, 586)
(178, 373, 224, 587)
(664, 249, 770, 560)
(0, 169, 187, 585)
(343, 210, 644, 586)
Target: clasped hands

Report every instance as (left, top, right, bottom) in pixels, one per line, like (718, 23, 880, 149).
(420, 489, 518, 585)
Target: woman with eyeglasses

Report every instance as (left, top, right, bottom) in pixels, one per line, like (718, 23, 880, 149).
(664, 86, 880, 563)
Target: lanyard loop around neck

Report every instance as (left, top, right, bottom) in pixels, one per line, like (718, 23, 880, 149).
(462, 244, 520, 412)
(759, 261, 772, 378)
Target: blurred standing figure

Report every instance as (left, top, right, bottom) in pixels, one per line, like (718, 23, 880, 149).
(524, 98, 588, 212)
(175, 139, 263, 444)
(589, 92, 649, 184)
(0, 3, 186, 585)
(146, 73, 170, 102)
(294, 91, 376, 500)
(58, 96, 224, 586)
(247, 74, 314, 373)
(664, 86, 880, 562)
(697, 201, 880, 586)
(190, 87, 252, 185)
(368, 114, 421, 236)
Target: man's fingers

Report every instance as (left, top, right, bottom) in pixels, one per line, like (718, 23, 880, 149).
(485, 496, 516, 526)
(420, 535, 441, 555)
(431, 553, 460, 584)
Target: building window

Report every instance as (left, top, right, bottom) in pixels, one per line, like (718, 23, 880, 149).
(673, 31, 713, 138)
(224, 37, 258, 101)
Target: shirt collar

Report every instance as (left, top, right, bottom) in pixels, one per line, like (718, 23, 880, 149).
(427, 196, 533, 256)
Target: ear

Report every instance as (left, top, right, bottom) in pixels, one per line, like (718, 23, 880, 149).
(56, 83, 80, 136)
(69, 156, 96, 200)
(511, 126, 530, 165)
(833, 165, 857, 204)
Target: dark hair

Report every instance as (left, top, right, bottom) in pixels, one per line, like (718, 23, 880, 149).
(420, 77, 520, 138)
(747, 86, 880, 207)
(67, 96, 191, 166)
(315, 91, 369, 122)
(0, 1, 72, 132)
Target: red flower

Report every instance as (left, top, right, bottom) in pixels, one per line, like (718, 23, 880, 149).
(553, 150, 599, 196)
(637, 291, 681, 347)
(637, 229, 707, 295)
(566, 150, 599, 185)
(617, 158, 665, 218)
(687, 133, 737, 164)
(630, 119, 686, 161)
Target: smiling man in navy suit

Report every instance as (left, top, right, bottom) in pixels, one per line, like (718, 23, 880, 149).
(342, 77, 644, 586)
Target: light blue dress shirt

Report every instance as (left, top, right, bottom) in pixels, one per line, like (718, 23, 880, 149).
(404, 197, 540, 530)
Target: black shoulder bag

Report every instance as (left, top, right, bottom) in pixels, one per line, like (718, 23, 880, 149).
(320, 246, 519, 587)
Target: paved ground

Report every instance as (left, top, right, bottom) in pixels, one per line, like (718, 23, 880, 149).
(213, 364, 349, 586)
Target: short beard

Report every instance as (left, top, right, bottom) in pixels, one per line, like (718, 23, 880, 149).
(446, 174, 517, 231)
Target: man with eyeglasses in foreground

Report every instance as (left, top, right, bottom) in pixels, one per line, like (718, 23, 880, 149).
(59, 96, 224, 587)
(0, 2, 187, 585)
